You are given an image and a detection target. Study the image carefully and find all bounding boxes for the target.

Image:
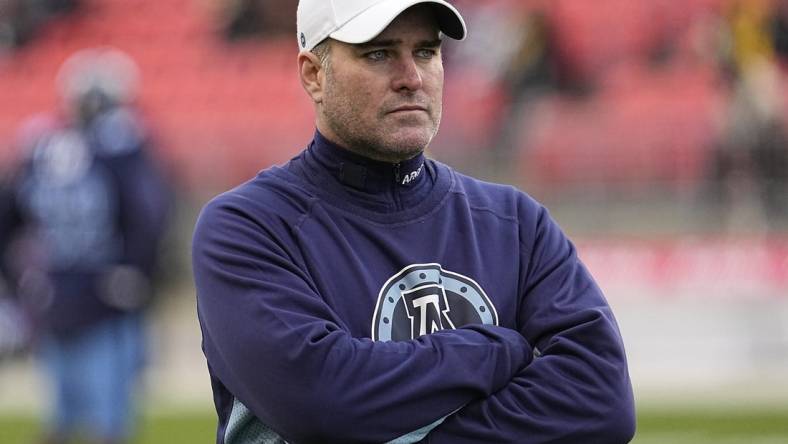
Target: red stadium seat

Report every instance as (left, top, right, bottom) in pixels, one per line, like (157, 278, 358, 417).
(0, 0, 734, 192)
(520, 63, 725, 193)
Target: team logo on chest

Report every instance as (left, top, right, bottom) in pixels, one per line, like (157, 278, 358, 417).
(371, 264, 498, 341)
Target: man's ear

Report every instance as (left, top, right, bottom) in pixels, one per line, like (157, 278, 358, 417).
(298, 51, 325, 104)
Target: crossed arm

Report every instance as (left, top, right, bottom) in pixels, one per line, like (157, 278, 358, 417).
(194, 197, 531, 443)
(425, 206, 635, 443)
(193, 197, 634, 444)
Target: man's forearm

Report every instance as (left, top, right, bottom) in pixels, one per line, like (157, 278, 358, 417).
(425, 307, 635, 443)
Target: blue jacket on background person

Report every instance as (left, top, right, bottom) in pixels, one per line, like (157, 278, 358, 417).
(0, 108, 171, 337)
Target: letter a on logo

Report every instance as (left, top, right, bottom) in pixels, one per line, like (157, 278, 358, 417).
(402, 284, 456, 338)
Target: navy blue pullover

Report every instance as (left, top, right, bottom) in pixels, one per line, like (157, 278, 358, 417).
(192, 132, 635, 444)
(0, 112, 171, 336)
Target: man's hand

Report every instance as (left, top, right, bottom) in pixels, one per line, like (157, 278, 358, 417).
(98, 265, 151, 311)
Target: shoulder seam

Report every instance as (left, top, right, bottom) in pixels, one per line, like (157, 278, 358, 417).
(448, 188, 519, 224)
(294, 196, 322, 231)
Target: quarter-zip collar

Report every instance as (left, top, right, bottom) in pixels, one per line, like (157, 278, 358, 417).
(312, 131, 430, 191)
(297, 130, 437, 212)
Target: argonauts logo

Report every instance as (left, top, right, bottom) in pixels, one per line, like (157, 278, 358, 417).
(371, 264, 498, 341)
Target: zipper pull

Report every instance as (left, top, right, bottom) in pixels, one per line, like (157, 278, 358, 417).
(393, 163, 401, 185)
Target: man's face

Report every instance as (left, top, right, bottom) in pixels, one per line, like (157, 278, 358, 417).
(317, 6, 444, 162)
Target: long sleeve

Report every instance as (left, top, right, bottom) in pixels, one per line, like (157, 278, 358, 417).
(91, 107, 172, 277)
(425, 203, 636, 443)
(192, 195, 533, 444)
(112, 149, 171, 275)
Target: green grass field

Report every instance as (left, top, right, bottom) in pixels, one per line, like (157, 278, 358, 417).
(0, 412, 216, 444)
(1, 407, 787, 443)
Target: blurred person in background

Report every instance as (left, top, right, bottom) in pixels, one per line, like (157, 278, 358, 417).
(0, 0, 79, 52)
(221, 0, 297, 41)
(770, 0, 788, 65)
(435, 0, 558, 172)
(706, 0, 788, 231)
(489, 1, 557, 167)
(193, 1, 634, 443)
(0, 47, 171, 444)
(708, 57, 788, 231)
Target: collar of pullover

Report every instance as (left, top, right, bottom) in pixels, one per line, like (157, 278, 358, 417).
(308, 130, 431, 193)
(288, 130, 450, 217)
(283, 130, 453, 221)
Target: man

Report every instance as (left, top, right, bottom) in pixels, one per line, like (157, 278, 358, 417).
(0, 49, 171, 444)
(192, 1, 636, 443)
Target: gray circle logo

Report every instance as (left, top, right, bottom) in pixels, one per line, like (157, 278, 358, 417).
(371, 264, 498, 342)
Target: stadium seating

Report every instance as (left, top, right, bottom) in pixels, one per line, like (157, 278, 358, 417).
(0, 0, 313, 189)
(0, 0, 771, 193)
(520, 62, 724, 192)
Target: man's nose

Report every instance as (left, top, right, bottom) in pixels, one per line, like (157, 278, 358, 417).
(391, 55, 423, 92)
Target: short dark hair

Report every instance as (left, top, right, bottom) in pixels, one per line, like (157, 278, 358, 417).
(311, 39, 331, 68)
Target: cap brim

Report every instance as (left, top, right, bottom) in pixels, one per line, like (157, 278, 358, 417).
(330, 0, 466, 45)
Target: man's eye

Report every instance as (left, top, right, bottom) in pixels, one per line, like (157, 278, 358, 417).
(415, 49, 437, 59)
(366, 50, 387, 61)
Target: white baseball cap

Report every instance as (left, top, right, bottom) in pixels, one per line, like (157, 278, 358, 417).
(297, 0, 467, 51)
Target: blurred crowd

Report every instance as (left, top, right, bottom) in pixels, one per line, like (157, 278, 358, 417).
(0, 0, 78, 52)
(1, 0, 786, 217)
(219, 0, 296, 41)
(445, 0, 788, 228)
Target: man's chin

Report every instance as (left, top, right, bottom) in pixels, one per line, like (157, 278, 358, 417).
(366, 142, 427, 163)
(390, 127, 435, 146)
(384, 133, 433, 157)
